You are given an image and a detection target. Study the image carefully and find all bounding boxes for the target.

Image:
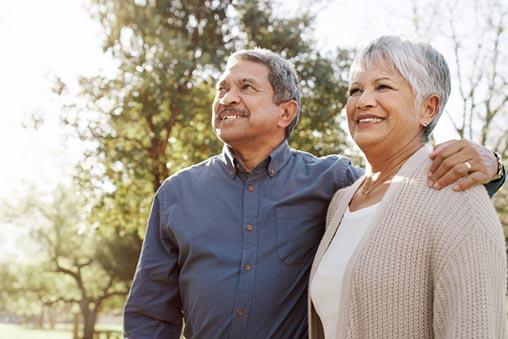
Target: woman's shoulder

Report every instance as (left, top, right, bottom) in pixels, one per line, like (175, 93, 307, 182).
(408, 158, 503, 249)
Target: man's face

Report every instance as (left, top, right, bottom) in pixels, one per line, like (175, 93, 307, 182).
(212, 59, 287, 150)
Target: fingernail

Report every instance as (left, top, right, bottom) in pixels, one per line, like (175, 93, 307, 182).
(433, 182, 440, 189)
(427, 172, 432, 178)
(427, 179, 433, 187)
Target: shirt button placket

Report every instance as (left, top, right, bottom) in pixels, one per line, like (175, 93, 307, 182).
(235, 308, 246, 317)
(230, 180, 258, 338)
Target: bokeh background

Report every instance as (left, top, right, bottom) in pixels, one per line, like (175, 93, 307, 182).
(0, 0, 506, 338)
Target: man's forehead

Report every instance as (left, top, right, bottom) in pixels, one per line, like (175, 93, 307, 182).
(218, 59, 270, 83)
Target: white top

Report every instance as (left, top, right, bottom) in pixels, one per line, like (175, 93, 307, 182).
(310, 202, 379, 339)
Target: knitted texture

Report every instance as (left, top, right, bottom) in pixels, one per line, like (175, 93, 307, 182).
(309, 146, 507, 339)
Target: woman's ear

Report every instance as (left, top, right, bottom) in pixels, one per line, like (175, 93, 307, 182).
(278, 100, 298, 129)
(419, 95, 440, 127)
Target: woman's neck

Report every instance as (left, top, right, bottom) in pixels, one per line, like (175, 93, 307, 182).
(364, 138, 425, 176)
(349, 138, 425, 211)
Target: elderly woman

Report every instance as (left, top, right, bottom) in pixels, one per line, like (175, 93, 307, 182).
(308, 36, 506, 338)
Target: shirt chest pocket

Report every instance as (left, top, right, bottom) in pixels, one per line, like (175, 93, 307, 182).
(275, 206, 326, 266)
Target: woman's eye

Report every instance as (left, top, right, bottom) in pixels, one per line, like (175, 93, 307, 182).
(377, 84, 392, 90)
(348, 88, 361, 96)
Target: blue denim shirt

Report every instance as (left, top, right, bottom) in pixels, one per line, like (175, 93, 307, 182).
(123, 141, 363, 339)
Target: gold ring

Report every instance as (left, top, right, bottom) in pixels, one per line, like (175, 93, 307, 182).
(464, 161, 472, 172)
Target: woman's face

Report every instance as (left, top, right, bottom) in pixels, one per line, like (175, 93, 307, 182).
(346, 62, 425, 153)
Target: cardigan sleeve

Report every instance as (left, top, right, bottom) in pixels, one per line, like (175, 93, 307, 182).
(432, 214, 507, 338)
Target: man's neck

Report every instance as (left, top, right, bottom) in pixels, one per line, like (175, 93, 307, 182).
(230, 140, 285, 173)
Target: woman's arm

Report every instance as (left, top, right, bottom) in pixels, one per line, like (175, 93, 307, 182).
(433, 211, 506, 338)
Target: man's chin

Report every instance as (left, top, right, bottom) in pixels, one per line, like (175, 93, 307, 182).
(214, 129, 238, 144)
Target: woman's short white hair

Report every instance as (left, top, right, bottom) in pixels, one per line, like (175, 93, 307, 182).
(350, 35, 451, 141)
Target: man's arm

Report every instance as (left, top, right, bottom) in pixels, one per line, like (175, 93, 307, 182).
(426, 140, 505, 197)
(124, 192, 182, 339)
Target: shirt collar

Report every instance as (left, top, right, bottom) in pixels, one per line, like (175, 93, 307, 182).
(219, 140, 292, 178)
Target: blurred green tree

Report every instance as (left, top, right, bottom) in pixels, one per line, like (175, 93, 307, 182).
(0, 263, 69, 329)
(60, 0, 354, 288)
(1, 187, 129, 339)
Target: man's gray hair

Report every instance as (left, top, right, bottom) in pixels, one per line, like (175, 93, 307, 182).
(227, 48, 301, 138)
(350, 35, 451, 141)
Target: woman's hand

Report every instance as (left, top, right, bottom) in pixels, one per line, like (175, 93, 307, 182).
(427, 139, 500, 191)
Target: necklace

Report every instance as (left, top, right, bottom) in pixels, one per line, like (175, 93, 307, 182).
(360, 158, 407, 196)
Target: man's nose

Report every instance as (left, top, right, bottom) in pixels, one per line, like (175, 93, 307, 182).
(220, 88, 240, 106)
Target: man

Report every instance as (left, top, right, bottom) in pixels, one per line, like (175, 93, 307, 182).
(124, 49, 505, 338)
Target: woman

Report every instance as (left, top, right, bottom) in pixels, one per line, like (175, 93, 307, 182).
(308, 36, 506, 338)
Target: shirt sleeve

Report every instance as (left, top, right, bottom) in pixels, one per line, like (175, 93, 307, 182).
(124, 191, 183, 339)
(340, 158, 364, 188)
(484, 164, 506, 198)
(432, 216, 507, 338)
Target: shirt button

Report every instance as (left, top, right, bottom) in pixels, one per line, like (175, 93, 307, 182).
(246, 224, 254, 231)
(244, 263, 252, 271)
(269, 169, 275, 175)
(247, 184, 254, 192)
(235, 308, 246, 317)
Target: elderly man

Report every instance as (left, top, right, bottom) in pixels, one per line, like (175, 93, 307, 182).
(124, 48, 505, 339)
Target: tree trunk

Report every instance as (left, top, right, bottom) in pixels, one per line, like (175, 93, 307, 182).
(36, 307, 44, 329)
(48, 306, 56, 329)
(80, 301, 98, 339)
(72, 312, 80, 339)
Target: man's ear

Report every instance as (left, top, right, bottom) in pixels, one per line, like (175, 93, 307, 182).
(419, 95, 440, 127)
(278, 100, 298, 129)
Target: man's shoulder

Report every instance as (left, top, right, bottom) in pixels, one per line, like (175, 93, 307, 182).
(291, 149, 351, 169)
(289, 149, 363, 189)
(158, 155, 223, 192)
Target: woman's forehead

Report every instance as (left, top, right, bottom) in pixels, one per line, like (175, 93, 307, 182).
(350, 56, 397, 78)
(349, 61, 400, 82)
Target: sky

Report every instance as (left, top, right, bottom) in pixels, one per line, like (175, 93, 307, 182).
(0, 0, 488, 259)
(0, 0, 107, 198)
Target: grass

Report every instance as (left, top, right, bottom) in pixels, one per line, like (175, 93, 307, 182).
(0, 323, 71, 339)
(0, 323, 123, 339)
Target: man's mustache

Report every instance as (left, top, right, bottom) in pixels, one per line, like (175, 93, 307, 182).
(217, 107, 250, 118)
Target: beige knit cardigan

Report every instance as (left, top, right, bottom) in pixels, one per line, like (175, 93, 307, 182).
(308, 146, 507, 339)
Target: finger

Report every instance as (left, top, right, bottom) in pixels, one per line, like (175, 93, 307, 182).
(428, 150, 472, 185)
(428, 140, 464, 175)
(452, 172, 488, 192)
(429, 140, 456, 160)
(431, 161, 471, 190)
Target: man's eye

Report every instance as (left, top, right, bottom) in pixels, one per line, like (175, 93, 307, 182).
(242, 84, 255, 90)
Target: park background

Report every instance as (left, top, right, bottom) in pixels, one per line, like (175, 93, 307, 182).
(0, 0, 506, 338)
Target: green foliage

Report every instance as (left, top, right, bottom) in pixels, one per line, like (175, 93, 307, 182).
(0, 263, 70, 319)
(60, 0, 355, 287)
(1, 186, 129, 336)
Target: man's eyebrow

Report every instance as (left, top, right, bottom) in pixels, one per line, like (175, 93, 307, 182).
(241, 78, 259, 86)
(216, 79, 228, 88)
